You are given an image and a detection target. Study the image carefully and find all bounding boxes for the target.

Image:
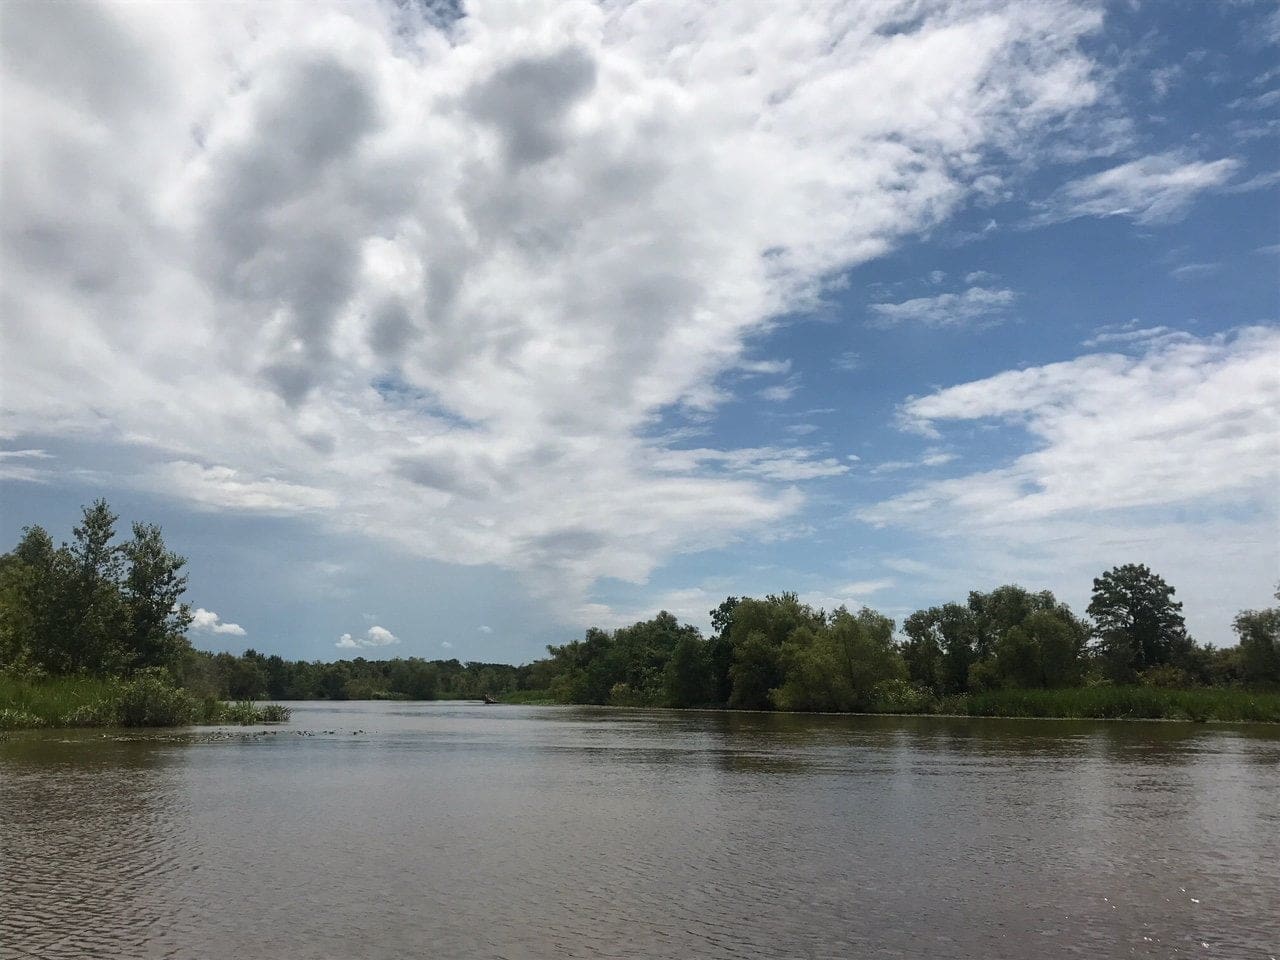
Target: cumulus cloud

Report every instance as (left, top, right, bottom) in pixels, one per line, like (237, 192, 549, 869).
(190, 608, 247, 636)
(335, 625, 400, 649)
(868, 287, 1017, 329)
(0, 0, 1107, 609)
(1033, 153, 1240, 225)
(860, 327, 1280, 642)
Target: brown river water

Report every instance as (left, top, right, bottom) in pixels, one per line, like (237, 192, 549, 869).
(2, 702, 1278, 959)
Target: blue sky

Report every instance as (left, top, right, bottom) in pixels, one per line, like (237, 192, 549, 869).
(2, 0, 1277, 662)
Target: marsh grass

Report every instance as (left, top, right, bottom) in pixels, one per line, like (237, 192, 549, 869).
(0, 673, 291, 729)
(945, 686, 1280, 723)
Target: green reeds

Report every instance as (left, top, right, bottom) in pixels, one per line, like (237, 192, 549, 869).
(945, 685, 1280, 722)
(0, 673, 292, 729)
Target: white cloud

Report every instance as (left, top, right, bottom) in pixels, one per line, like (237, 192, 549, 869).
(335, 625, 400, 649)
(190, 607, 247, 636)
(870, 450, 957, 474)
(1033, 153, 1240, 225)
(757, 382, 798, 403)
(441, 640, 453, 649)
(1169, 262, 1221, 281)
(1080, 323, 1186, 349)
(477, 625, 493, 634)
(0, 448, 54, 483)
(860, 327, 1280, 643)
(832, 351, 862, 371)
(869, 287, 1017, 328)
(0, 0, 1107, 611)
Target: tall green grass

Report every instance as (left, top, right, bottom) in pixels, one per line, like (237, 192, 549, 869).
(0, 673, 291, 729)
(943, 686, 1280, 723)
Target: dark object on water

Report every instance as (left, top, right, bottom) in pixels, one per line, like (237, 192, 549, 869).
(482, 693, 498, 705)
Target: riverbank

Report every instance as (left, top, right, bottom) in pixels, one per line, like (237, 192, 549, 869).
(0, 674, 291, 730)
(940, 685, 1280, 722)
(501, 685, 1280, 723)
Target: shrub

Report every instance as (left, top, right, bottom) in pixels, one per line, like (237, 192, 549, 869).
(1139, 664, 1192, 689)
(868, 679, 935, 714)
(116, 670, 198, 727)
(0, 708, 46, 730)
(61, 701, 119, 727)
(258, 703, 291, 722)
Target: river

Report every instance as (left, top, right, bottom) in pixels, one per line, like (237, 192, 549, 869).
(2, 702, 1278, 959)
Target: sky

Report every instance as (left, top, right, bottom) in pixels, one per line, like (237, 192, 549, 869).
(1, 0, 1277, 663)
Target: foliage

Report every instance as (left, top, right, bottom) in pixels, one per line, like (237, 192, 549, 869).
(947, 685, 1280, 723)
(0, 502, 193, 677)
(1088, 563, 1192, 680)
(0, 672, 289, 728)
(772, 607, 904, 712)
(4, 502, 1276, 727)
(1233, 588, 1280, 686)
(726, 594, 824, 709)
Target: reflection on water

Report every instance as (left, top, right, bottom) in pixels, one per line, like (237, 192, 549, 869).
(2, 705, 1278, 959)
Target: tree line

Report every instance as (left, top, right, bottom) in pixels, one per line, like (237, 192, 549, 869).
(2, 501, 1277, 712)
(535, 571, 1279, 711)
(0, 501, 538, 702)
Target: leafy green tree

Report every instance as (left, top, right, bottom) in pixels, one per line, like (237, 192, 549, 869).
(936, 603, 979, 694)
(0, 526, 59, 670)
(987, 609, 1088, 689)
(1088, 564, 1192, 680)
(901, 608, 943, 692)
(706, 596, 741, 705)
(663, 633, 711, 707)
(1234, 587, 1280, 686)
(120, 522, 192, 670)
(726, 593, 823, 709)
(53, 500, 127, 674)
(968, 585, 1060, 660)
(772, 606, 904, 711)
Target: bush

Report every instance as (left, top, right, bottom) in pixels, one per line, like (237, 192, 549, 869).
(61, 701, 118, 727)
(258, 703, 291, 722)
(0, 708, 46, 730)
(868, 679, 935, 714)
(608, 682, 647, 707)
(1139, 664, 1192, 689)
(116, 670, 199, 726)
(201, 699, 292, 724)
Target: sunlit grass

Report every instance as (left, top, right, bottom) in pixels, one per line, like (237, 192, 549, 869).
(0, 674, 291, 729)
(944, 686, 1280, 722)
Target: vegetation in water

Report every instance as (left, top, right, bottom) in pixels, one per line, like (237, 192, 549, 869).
(0, 672, 291, 729)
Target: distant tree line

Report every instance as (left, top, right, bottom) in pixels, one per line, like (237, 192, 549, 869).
(2, 502, 1277, 712)
(530, 565, 1279, 711)
(171, 649, 536, 701)
(0, 502, 544, 702)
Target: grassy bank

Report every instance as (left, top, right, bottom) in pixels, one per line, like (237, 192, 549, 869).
(511, 685, 1280, 723)
(0, 673, 291, 730)
(941, 686, 1280, 723)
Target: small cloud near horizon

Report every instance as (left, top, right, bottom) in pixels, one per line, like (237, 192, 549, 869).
(190, 608, 246, 637)
(336, 625, 400, 649)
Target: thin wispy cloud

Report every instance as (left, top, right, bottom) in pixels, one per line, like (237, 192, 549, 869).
(1032, 153, 1240, 225)
(869, 287, 1017, 329)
